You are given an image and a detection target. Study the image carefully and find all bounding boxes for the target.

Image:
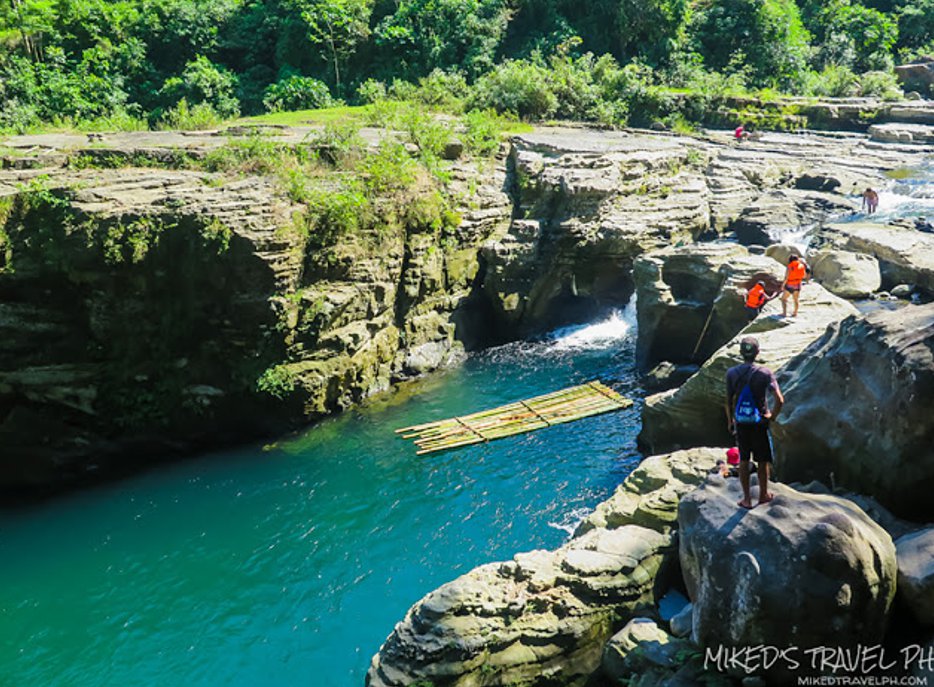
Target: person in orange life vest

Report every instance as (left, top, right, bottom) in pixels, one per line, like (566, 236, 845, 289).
(744, 280, 775, 320)
(780, 255, 809, 318)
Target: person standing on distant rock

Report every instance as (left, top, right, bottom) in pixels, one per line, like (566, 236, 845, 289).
(725, 336, 784, 509)
(744, 280, 776, 320)
(780, 255, 809, 318)
(862, 187, 879, 214)
(734, 123, 749, 142)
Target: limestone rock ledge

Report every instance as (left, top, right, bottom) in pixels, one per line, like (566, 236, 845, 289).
(639, 283, 857, 454)
(0, 157, 513, 489)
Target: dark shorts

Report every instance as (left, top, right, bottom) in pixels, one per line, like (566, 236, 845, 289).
(735, 422, 774, 464)
(784, 284, 801, 293)
(744, 305, 760, 320)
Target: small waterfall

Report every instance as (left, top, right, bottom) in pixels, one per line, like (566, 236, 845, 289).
(547, 295, 638, 352)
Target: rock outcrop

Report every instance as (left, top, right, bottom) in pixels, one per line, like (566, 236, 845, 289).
(0, 151, 513, 490)
(773, 304, 934, 519)
(639, 285, 857, 454)
(679, 478, 897, 666)
(729, 189, 855, 246)
(576, 447, 722, 535)
(481, 130, 708, 335)
(814, 222, 934, 294)
(366, 525, 672, 687)
(809, 249, 881, 298)
(602, 618, 691, 685)
(895, 59, 934, 94)
(633, 243, 783, 369)
(868, 122, 934, 145)
(481, 126, 926, 336)
(895, 528, 934, 626)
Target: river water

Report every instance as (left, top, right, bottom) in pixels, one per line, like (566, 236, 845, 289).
(0, 305, 642, 686)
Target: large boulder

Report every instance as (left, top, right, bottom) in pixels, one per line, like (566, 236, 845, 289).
(634, 243, 783, 369)
(639, 284, 857, 454)
(895, 59, 934, 94)
(366, 525, 672, 687)
(773, 304, 934, 519)
(814, 222, 934, 294)
(896, 527, 934, 626)
(809, 249, 881, 298)
(679, 478, 897, 667)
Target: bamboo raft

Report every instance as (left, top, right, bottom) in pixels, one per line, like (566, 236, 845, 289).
(396, 380, 632, 455)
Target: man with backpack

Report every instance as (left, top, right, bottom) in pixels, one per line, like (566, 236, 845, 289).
(725, 336, 785, 509)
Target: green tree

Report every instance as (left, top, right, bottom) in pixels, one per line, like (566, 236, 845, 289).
(692, 0, 812, 88)
(372, 0, 511, 80)
(299, 0, 372, 96)
(897, 0, 934, 51)
(816, 2, 897, 70)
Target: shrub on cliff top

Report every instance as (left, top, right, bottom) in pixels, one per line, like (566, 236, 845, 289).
(263, 75, 335, 112)
(469, 59, 558, 120)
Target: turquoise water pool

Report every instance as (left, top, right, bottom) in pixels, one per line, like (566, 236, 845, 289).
(0, 307, 643, 686)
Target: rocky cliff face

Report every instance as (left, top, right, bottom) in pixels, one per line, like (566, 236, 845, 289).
(0, 148, 512, 491)
(479, 126, 927, 337)
(1, 123, 927, 492)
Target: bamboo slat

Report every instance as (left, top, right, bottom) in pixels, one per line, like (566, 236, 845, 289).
(397, 380, 632, 455)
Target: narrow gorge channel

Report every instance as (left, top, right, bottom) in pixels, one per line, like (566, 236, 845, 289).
(0, 307, 642, 686)
(3, 120, 933, 687)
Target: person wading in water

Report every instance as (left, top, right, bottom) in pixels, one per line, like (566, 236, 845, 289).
(725, 336, 784, 509)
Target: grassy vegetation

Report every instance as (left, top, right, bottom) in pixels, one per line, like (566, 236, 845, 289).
(237, 105, 376, 127)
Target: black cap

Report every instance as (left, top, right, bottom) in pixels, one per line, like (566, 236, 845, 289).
(788, 255, 798, 263)
(740, 336, 759, 360)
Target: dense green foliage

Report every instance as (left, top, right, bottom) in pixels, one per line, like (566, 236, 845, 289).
(0, 0, 930, 132)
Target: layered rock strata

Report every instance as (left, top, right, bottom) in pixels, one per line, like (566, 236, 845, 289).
(814, 222, 934, 294)
(633, 243, 783, 369)
(480, 127, 926, 336)
(0, 156, 512, 489)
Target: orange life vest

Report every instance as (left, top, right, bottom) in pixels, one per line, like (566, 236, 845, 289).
(746, 284, 767, 308)
(787, 260, 807, 287)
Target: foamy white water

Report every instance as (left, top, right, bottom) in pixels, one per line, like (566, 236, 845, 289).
(547, 296, 637, 351)
(547, 506, 593, 537)
(845, 161, 934, 226)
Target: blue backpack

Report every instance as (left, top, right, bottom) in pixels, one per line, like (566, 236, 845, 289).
(733, 367, 762, 425)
